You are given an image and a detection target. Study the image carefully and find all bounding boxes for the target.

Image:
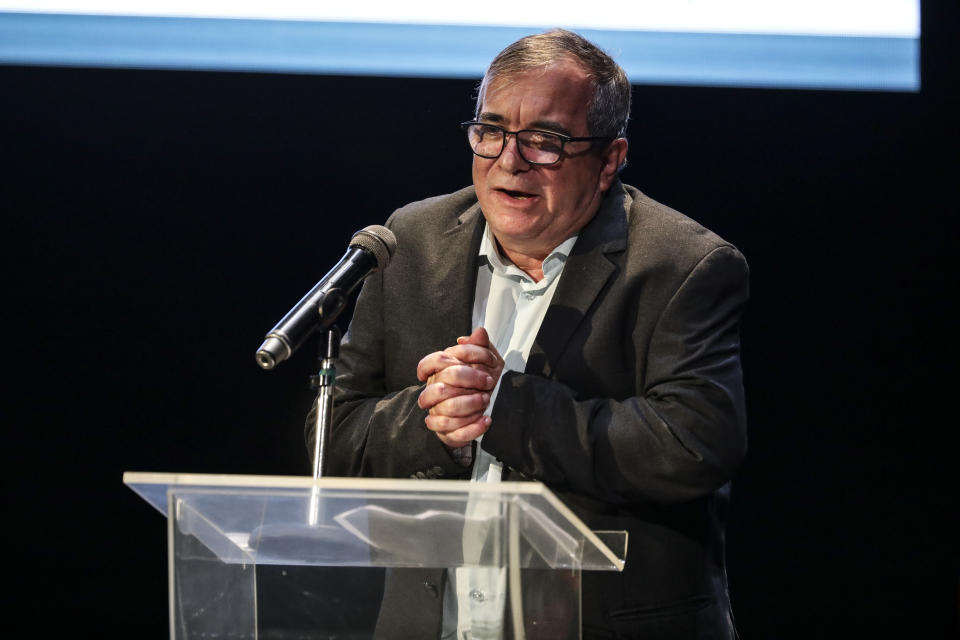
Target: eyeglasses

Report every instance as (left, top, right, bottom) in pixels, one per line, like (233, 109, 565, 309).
(460, 121, 611, 166)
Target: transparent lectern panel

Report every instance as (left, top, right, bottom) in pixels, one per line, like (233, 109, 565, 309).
(126, 473, 626, 639)
(516, 568, 581, 640)
(171, 509, 256, 640)
(255, 565, 385, 639)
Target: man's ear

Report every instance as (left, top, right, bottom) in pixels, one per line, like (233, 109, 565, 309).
(598, 138, 629, 190)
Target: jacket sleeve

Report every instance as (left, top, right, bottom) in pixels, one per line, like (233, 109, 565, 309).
(481, 244, 750, 505)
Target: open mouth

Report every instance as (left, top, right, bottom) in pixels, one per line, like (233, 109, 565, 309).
(499, 188, 537, 200)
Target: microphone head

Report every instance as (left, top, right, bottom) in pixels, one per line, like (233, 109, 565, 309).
(349, 225, 397, 270)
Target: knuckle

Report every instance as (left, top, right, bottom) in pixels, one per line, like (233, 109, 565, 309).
(439, 398, 465, 417)
(427, 415, 450, 432)
(463, 366, 484, 383)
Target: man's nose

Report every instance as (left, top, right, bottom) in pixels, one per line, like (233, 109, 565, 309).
(497, 133, 530, 171)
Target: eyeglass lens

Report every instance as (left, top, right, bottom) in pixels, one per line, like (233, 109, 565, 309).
(466, 124, 563, 164)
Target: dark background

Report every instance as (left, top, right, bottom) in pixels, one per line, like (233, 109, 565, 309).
(3, 2, 956, 637)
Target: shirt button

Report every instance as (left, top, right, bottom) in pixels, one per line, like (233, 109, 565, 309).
(524, 292, 534, 300)
(469, 589, 485, 602)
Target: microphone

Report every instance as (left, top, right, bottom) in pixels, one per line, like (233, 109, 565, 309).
(256, 225, 397, 370)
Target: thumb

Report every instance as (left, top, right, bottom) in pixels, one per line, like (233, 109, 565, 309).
(457, 326, 491, 347)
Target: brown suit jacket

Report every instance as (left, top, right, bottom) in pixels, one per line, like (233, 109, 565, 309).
(311, 180, 749, 638)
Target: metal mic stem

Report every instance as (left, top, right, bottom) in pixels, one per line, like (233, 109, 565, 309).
(311, 326, 341, 480)
(308, 327, 341, 527)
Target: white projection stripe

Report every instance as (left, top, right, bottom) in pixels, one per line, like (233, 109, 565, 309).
(0, 2, 921, 91)
(0, 0, 919, 37)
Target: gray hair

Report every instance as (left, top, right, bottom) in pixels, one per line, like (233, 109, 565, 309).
(475, 29, 631, 139)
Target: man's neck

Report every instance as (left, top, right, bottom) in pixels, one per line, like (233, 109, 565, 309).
(495, 240, 546, 282)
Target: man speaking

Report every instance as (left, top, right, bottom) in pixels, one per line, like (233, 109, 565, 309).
(309, 29, 749, 640)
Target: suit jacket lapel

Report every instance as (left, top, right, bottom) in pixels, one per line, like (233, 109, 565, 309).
(429, 200, 486, 342)
(527, 182, 630, 378)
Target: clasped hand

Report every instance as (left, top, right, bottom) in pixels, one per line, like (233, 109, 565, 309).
(416, 327, 504, 448)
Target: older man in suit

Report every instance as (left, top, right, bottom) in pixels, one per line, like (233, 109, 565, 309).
(311, 28, 749, 640)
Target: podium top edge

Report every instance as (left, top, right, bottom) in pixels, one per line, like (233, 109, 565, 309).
(122, 471, 626, 571)
(122, 471, 551, 495)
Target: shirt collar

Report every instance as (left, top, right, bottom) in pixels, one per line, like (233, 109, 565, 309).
(478, 222, 577, 287)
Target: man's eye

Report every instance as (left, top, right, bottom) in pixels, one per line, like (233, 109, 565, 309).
(527, 132, 561, 151)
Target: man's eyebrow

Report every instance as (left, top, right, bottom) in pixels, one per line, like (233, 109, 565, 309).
(527, 120, 572, 136)
(477, 113, 572, 136)
(477, 112, 505, 124)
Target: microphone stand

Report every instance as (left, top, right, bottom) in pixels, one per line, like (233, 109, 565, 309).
(308, 325, 341, 525)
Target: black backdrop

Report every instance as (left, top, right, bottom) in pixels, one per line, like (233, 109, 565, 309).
(3, 2, 957, 637)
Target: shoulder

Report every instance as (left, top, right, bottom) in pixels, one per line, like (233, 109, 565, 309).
(379, 185, 483, 273)
(385, 186, 479, 232)
(620, 182, 747, 271)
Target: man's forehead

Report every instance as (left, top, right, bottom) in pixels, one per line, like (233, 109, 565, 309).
(478, 63, 593, 132)
(484, 59, 591, 95)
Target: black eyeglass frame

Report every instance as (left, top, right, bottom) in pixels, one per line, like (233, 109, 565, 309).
(460, 120, 613, 166)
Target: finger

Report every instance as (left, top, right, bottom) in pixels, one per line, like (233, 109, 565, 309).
(424, 411, 486, 433)
(432, 392, 490, 418)
(435, 416, 492, 448)
(417, 381, 476, 410)
(474, 327, 505, 365)
(443, 343, 502, 369)
(431, 364, 495, 390)
(416, 350, 463, 382)
(470, 326, 491, 346)
(456, 326, 491, 347)
(456, 328, 505, 368)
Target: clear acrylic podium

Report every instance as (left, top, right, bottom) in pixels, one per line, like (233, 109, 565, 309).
(124, 472, 626, 639)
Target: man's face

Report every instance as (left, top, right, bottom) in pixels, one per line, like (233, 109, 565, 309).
(472, 58, 626, 264)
